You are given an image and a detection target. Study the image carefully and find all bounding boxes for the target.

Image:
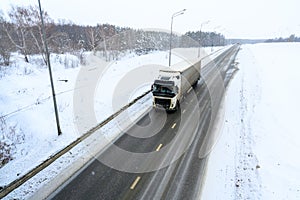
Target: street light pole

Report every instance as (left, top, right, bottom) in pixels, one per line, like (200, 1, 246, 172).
(213, 26, 225, 46)
(169, 16, 174, 66)
(218, 27, 226, 46)
(169, 9, 186, 66)
(38, 0, 62, 136)
(198, 20, 210, 58)
(210, 26, 221, 51)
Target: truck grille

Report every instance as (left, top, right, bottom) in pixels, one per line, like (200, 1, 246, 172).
(155, 98, 171, 108)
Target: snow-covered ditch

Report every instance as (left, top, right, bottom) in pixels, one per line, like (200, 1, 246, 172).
(201, 43, 300, 199)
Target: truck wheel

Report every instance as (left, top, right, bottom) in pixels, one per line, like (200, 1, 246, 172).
(175, 101, 180, 111)
(192, 81, 198, 88)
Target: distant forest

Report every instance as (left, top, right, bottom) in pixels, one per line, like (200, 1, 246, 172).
(0, 5, 226, 66)
(1, 5, 298, 67)
(265, 34, 300, 43)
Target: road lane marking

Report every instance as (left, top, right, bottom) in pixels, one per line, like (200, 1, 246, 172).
(187, 87, 192, 93)
(156, 144, 163, 151)
(88, 67, 98, 71)
(182, 109, 186, 114)
(130, 176, 141, 190)
(171, 123, 176, 129)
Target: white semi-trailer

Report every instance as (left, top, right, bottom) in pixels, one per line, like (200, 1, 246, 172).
(151, 60, 201, 112)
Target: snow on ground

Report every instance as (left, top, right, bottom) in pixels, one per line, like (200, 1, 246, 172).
(0, 45, 224, 196)
(201, 43, 300, 200)
(0, 51, 168, 186)
(0, 53, 81, 185)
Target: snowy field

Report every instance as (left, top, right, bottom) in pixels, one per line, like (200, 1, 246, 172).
(0, 46, 223, 196)
(201, 43, 300, 199)
(3, 43, 299, 199)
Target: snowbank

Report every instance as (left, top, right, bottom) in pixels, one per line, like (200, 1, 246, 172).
(201, 43, 300, 199)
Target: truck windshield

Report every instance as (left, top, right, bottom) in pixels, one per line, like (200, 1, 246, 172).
(152, 84, 176, 97)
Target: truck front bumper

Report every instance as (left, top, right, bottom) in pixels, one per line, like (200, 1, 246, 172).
(153, 97, 177, 110)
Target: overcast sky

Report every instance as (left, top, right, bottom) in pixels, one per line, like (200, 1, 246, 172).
(0, 0, 299, 39)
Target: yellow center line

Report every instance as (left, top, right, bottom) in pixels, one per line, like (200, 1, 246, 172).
(171, 123, 176, 129)
(130, 176, 141, 190)
(156, 144, 163, 151)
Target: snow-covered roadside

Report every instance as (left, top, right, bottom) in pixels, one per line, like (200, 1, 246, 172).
(0, 51, 171, 187)
(0, 53, 81, 185)
(201, 43, 300, 199)
(0, 50, 172, 198)
(4, 93, 153, 200)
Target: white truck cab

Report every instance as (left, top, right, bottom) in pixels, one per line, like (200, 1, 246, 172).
(151, 60, 201, 112)
(151, 70, 182, 111)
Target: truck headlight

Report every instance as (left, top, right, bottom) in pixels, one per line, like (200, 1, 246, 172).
(170, 97, 177, 108)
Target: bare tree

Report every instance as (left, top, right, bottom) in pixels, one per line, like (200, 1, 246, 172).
(50, 31, 71, 54)
(3, 6, 35, 62)
(96, 25, 109, 61)
(0, 11, 13, 66)
(3, 5, 61, 65)
(85, 25, 102, 54)
(27, 6, 62, 65)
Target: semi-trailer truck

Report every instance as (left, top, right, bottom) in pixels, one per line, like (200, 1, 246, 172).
(151, 60, 201, 112)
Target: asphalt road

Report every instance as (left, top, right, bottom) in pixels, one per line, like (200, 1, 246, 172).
(49, 45, 240, 200)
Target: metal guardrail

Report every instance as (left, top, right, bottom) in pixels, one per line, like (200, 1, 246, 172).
(0, 90, 150, 199)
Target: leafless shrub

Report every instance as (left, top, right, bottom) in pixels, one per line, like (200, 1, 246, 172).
(0, 116, 24, 168)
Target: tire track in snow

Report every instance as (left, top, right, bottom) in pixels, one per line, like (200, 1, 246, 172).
(234, 53, 262, 199)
